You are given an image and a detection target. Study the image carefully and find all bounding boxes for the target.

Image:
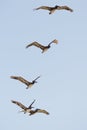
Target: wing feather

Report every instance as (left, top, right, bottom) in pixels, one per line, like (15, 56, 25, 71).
(36, 109, 49, 115)
(34, 6, 51, 11)
(26, 42, 45, 50)
(33, 76, 40, 81)
(57, 6, 73, 12)
(28, 100, 35, 109)
(11, 76, 30, 85)
(11, 100, 27, 109)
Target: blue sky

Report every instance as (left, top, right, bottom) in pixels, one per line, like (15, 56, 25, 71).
(0, 0, 87, 130)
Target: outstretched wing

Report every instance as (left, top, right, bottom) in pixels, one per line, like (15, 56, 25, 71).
(29, 108, 49, 116)
(57, 6, 73, 12)
(33, 76, 41, 81)
(28, 100, 36, 109)
(10, 76, 30, 85)
(11, 100, 27, 110)
(36, 109, 49, 115)
(26, 42, 45, 50)
(34, 6, 51, 11)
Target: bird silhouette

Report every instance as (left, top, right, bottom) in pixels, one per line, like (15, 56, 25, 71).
(11, 100, 35, 114)
(34, 5, 73, 14)
(11, 100, 49, 115)
(10, 75, 40, 89)
(26, 39, 58, 53)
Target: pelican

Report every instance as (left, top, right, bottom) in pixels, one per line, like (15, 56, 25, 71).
(34, 5, 73, 14)
(26, 39, 58, 53)
(11, 100, 35, 114)
(10, 75, 40, 89)
(11, 100, 49, 116)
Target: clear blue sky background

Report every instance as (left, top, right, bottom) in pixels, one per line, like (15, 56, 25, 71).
(0, 0, 87, 130)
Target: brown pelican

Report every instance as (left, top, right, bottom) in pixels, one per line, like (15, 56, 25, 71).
(11, 100, 49, 116)
(26, 39, 58, 53)
(11, 100, 35, 114)
(10, 75, 40, 89)
(34, 5, 73, 14)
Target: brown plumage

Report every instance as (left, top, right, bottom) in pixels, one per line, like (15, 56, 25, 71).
(11, 100, 49, 116)
(11, 100, 35, 114)
(34, 5, 73, 14)
(10, 75, 40, 89)
(29, 108, 49, 116)
(26, 39, 58, 53)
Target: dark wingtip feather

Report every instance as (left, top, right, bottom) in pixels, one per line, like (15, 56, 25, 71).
(70, 8, 73, 12)
(11, 100, 15, 103)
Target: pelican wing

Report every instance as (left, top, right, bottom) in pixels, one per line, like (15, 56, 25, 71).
(36, 109, 49, 115)
(34, 6, 51, 11)
(11, 76, 30, 85)
(33, 76, 40, 81)
(28, 100, 35, 109)
(11, 100, 27, 109)
(57, 6, 73, 12)
(29, 108, 49, 116)
(26, 42, 45, 50)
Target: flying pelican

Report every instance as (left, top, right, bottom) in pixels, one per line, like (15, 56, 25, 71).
(11, 100, 49, 115)
(26, 39, 58, 53)
(10, 75, 40, 89)
(34, 5, 73, 14)
(11, 100, 35, 114)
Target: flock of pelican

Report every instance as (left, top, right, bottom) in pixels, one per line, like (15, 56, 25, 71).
(11, 74, 49, 115)
(11, 3, 73, 116)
